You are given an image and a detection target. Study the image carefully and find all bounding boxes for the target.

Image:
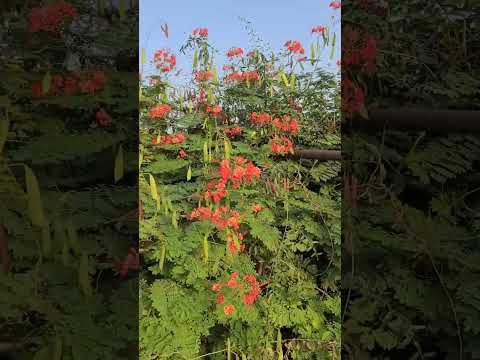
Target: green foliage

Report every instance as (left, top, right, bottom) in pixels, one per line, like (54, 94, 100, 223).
(0, 1, 138, 359)
(343, 0, 480, 358)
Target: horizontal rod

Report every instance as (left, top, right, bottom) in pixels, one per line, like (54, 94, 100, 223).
(291, 149, 342, 160)
(350, 108, 480, 132)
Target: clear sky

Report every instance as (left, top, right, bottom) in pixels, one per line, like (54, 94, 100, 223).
(140, 0, 340, 84)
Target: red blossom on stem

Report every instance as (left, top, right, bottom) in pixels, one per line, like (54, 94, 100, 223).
(153, 49, 177, 73)
(284, 40, 305, 54)
(192, 28, 209, 37)
(227, 47, 244, 58)
(149, 104, 172, 119)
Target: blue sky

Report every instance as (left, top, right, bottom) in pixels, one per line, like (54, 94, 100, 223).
(140, 0, 340, 84)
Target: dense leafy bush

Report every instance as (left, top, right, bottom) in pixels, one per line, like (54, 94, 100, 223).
(139, 21, 341, 359)
(0, 1, 138, 359)
(342, 0, 480, 358)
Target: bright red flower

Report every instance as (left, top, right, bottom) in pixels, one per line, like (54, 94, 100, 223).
(194, 70, 214, 82)
(188, 207, 212, 221)
(284, 40, 305, 54)
(159, 133, 186, 145)
(219, 160, 231, 181)
(252, 204, 263, 214)
(224, 127, 242, 139)
(242, 71, 260, 81)
(206, 105, 222, 116)
(250, 112, 272, 125)
(192, 28, 209, 37)
(271, 136, 295, 154)
(311, 25, 327, 34)
(149, 104, 172, 119)
(330, 1, 341, 9)
(227, 47, 244, 58)
(211, 283, 222, 292)
(204, 179, 228, 204)
(227, 240, 239, 253)
(222, 64, 234, 72)
(226, 71, 260, 82)
(226, 272, 239, 287)
(178, 149, 188, 158)
(153, 49, 177, 73)
(272, 115, 300, 134)
(216, 294, 225, 304)
(224, 304, 235, 316)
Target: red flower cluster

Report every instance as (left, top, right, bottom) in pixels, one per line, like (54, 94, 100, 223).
(210, 272, 261, 316)
(149, 104, 172, 119)
(153, 49, 177, 73)
(195, 70, 214, 82)
(204, 179, 228, 203)
(95, 108, 112, 127)
(189, 206, 241, 230)
(342, 78, 365, 116)
(32, 70, 107, 97)
(224, 304, 235, 316)
(271, 136, 295, 153)
(272, 115, 299, 134)
(178, 149, 188, 158)
(284, 40, 305, 54)
(330, 1, 342, 9)
(251, 204, 263, 214)
(227, 231, 248, 254)
(226, 71, 260, 82)
(192, 28, 209, 37)
(242, 273, 261, 305)
(224, 127, 242, 139)
(342, 26, 378, 74)
(311, 25, 327, 34)
(206, 105, 222, 116)
(201, 156, 260, 204)
(219, 156, 261, 189)
(250, 112, 272, 125)
(227, 47, 244, 58)
(28, 2, 77, 33)
(151, 133, 186, 145)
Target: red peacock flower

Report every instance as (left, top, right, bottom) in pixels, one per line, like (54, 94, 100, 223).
(192, 28, 209, 37)
(224, 304, 235, 316)
(149, 104, 172, 119)
(330, 1, 341, 9)
(28, 2, 77, 33)
(153, 49, 177, 73)
(227, 47, 244, 58)
(284, 40, 305, 54)
(224, 127, 242, 139)
(250, 112, 272, 125)
(311, 25, 327, 34)
(195, 70, 214, 82)
(272, 115, 300, 134)
(271, 136, 295, 154)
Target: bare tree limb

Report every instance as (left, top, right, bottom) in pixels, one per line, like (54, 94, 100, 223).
(350, 108, 480, 132)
